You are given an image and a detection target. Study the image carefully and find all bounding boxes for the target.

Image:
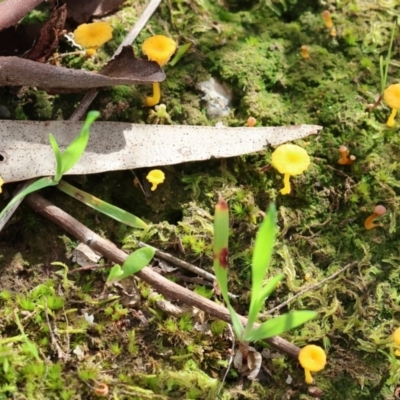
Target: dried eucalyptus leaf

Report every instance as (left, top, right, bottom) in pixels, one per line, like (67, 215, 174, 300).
(0, 46, 165, 91)
(0, 121, 322, 183)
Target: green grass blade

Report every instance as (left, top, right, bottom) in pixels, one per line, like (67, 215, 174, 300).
(227, 304, 244, 338)
(213, 195, 230, 306)
(60, 111, 100, 175)
(119, 247, 155, 280)
(380, 20, 397, 93)
(170, 43, 192, 67)
(48, 134, 62, 182)
(245, 204, 277, 334)
(57, 180, 148, 229)
(0, 177, 55, 221)
(257, 274, 284, 309)
(244, 311, 317, 342)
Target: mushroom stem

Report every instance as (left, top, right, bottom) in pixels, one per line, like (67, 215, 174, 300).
(304, 369, 313, 384)
(321, 10, 333, 29)
(364, 205, 386, 230)
(145, 82, 161, 107)
(281, 173, 291, 195)
(387, 108, 397, 127)
(338, 145, 355, 165)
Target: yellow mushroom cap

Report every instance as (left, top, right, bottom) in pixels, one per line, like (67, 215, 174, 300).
(271, 144, 310, 176)
(142, 35, 177, 67)
(298, 345, 327, 372)
(393, 328, 400, 345)
(0, 175, 3, 193)
(146, 169, 165, 191)
(384, 83, 400, 110)
(74, 22, 113, 49)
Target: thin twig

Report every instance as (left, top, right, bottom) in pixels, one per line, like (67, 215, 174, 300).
(260, 262, 358, 319)
(114, 0, 163, 56)
(25, 192, 301, 359)
(138, 241, 216, 281)
(69, 0, 162, 122)
(139, 241, 239, 298)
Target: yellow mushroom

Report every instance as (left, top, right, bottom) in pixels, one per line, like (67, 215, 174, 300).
(393, 327, 400, 356)
(383, 83, 400, 127)
(271, 144, 310, 195)
(146, 169, 165, 191)
(298, 345, 327, 384)
(142, 35, 177, 107)
(0, 175, 3, 193)
(73, 22, 113, 56)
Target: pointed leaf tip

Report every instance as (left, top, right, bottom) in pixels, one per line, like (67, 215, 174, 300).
(216, 195, 228, 211)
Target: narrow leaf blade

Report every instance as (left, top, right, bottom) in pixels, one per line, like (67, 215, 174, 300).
(246, 204, 277, 329)
(213, 195, 230, 306)
(228, 304, 244, 339)
(256, 274, 284, 310)
(245, 311, 317, 342)
(48, 134, 62, 182)
(0, 177, 55, 221)
(57, 180, 148, 229)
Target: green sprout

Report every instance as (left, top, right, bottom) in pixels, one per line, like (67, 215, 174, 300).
(213, 195, 316, 343)
(106, 247, 155, 284)
(0, 111, 100, 220)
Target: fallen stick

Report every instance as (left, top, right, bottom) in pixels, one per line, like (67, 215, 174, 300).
(25, 192, 301, 358)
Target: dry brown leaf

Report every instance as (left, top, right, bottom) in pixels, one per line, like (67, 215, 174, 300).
(0, 46, 165, 92)
(0, 121, 322, 183)
(63, 0, 126, 24)
(233, 346, 262, 380)
(23, 4, 67, 63)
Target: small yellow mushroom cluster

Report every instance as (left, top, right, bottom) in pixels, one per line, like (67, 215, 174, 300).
(271, 143, 310, 195)
(142, 35, 177, 107)
(298, 344, 327, 384)
(393, 327, 400, 356)
(73, 22, 113, 57)
(383, 83, 400, 127)
(146, 169, 165, 191)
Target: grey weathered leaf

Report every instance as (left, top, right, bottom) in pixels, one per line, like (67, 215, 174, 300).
(0, 121, 322, 183)
(0, 47, 165, 91)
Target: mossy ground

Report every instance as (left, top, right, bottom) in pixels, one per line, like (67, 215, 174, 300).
(1, 0, 400, 398)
